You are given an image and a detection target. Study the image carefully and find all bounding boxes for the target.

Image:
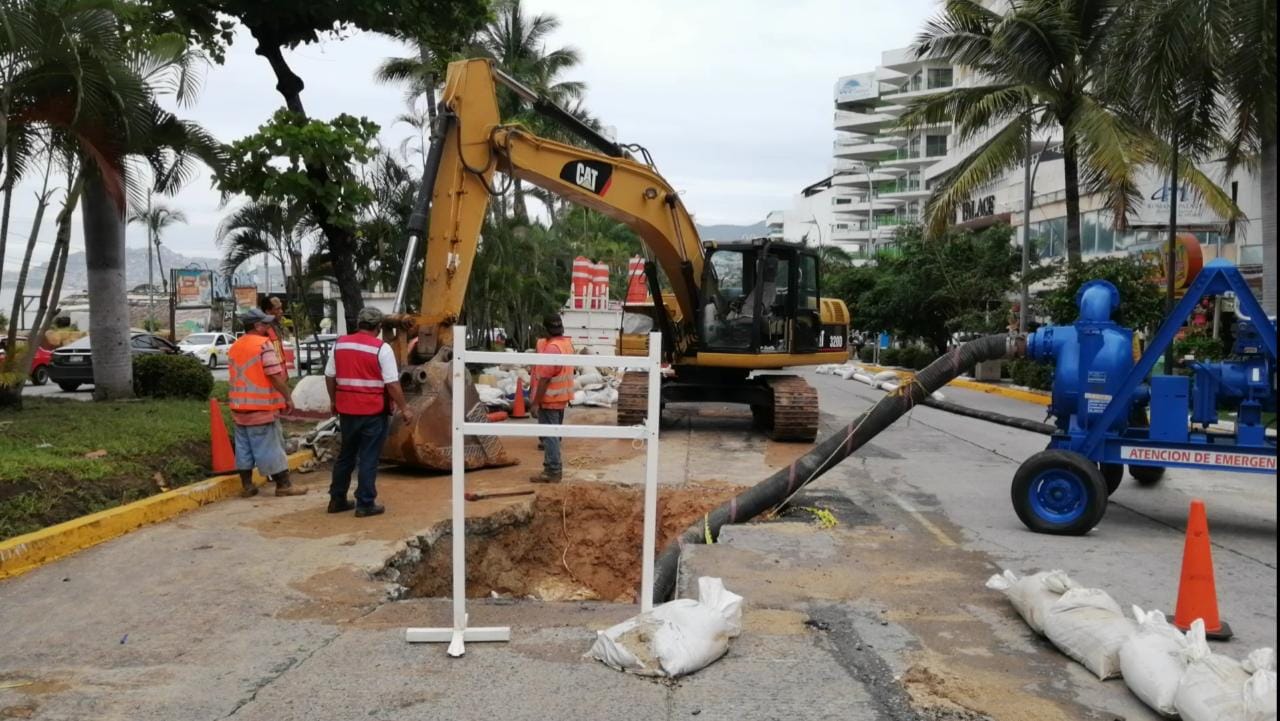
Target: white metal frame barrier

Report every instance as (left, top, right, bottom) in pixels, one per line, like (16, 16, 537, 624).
(405, 326, 663, 657)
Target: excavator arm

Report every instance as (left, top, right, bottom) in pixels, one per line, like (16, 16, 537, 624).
(409, 58, 703, 359)
(381, 58, 707, 469)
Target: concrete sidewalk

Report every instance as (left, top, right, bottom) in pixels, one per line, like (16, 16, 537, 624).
(2, 382, 1274, 721)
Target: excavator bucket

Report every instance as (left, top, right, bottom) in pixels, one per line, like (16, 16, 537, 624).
(380, 349, 517, 470)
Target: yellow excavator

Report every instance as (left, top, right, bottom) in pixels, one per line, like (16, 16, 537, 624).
(379, 58, 851, 470)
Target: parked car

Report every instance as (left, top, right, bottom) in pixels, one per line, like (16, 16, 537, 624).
(49, 332, 178, 392)
(0, 336, 53, 386)
(178, 331, 235, 368)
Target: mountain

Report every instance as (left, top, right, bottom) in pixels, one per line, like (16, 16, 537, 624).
(695, 221, 769, 241)
(2, 246, 224, 294)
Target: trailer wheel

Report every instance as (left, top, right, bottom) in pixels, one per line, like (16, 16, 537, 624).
(1100, 463, 1124, 495)
(1129, 465, 1166, 486)
(1012, 450, 1109, 535)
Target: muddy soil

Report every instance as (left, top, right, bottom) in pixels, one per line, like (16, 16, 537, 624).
(400, 481, 743, 603)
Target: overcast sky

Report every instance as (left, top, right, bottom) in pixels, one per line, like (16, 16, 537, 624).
(4, 0, 938, 268)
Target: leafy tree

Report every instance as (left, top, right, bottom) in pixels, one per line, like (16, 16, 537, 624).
(1039, 254, 1167, 331)
(828, 223, 1020, 353)
(902, 0, 1237, 268)
(136, 0, 489, 324)
(547, 207, 642, 299)
(218, 110, 380, 312)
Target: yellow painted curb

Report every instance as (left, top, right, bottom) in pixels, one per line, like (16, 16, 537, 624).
(0, 451, 315, 581)
(859, 363, 1050, 406)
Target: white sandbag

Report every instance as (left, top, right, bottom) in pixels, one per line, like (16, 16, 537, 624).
(931, 391, 946, 401)
(851, 372, 875, 386)
(814, 364, 837, 375)
(874, 370, 899, 382)
(1175, 619, 1251, 721)
(1243, 648, 1277, 721)
(985, 569, 1078, 635)
(1043, 587, 1135, 679)
(575, 371, 604, 388)
(581, 387, 618, 407)
(1120, 606, 1187, 717)
(475, 384, 509, 409)
(569, 390, 586, 406)
(587, 577, 743, 678)
(837, 366, 859, 380)
(876, 381, 899, 393)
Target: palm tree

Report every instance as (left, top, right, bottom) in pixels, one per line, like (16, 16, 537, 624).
(217, 201, 310, 291)
(901, 0, 1236, 268)
(475, 0, 586, 221)
(128, 200, 188, 328)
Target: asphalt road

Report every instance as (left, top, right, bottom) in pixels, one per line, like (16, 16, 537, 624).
(807, 371, 1277, 649)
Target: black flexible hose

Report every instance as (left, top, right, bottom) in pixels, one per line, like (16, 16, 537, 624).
(651, 334, 1021, 604)
(920, 397, 1056, 435)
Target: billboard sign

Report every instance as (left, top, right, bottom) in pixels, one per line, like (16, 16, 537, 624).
(234, 286, 259, 313)
(173, 269, 214, 307)
(835, 72, 878, 103)
(1131, 173, 1220, 226)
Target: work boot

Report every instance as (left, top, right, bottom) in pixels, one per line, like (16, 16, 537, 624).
(327, 497, 355, 513)
(239, 471, 259, 498)
(529, 471, 562, 484)
(272, 471, 309, 497)
(354, 503, 385, 518)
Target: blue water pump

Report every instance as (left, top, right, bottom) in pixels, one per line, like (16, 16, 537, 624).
(1010, 259, 1277, 537)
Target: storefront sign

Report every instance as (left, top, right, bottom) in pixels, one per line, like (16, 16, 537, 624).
(961, 195, 996, 222)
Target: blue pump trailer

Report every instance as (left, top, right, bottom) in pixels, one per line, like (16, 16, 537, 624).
(1012, 259, 1277, 535)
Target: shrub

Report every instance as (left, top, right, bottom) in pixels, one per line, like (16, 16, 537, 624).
(857, 345, 875, 363)
(134, 354, 215, 400)
(901, 346, 939, 370)
(879, 347, 901, 367)
(1007, 358, 1054, 391)
(1173, 332, 1228, 362)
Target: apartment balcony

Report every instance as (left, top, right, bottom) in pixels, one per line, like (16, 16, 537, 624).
(881, 46, 919, 73)
(831, 172, 900, 188)
(765, 210, 785, 230)
(833, 110, 894, 133)
(834, 199, 902, 215)
(835, 142, 903, 161)
(880, 179, 930, 200)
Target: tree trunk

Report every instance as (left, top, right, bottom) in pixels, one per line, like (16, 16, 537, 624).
(251, 32, 364, 328)
(1061, 134, 1083, 269)
(512, 178, 528, 222)
(13, 175, 82, 406)
(1262, 134, 1277, 316)
(82, 170, 134, 400)
(5, 185, 53, 358)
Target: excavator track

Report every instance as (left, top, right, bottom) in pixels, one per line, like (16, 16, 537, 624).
(616, 371, 650, 426)
(759, 375, 819, 442)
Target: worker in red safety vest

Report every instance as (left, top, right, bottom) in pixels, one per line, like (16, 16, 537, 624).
(324, 306, 412, 517)
(227, 308, 307, 497)
(529, 314, 575, 483)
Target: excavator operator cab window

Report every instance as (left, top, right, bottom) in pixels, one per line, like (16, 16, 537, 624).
(793, 253, 821, 353)
(703, 249, 751, 350)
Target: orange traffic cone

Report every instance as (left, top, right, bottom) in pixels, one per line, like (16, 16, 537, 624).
(209, 398, 236, 474)
(510, 377, 528, 419)
(1171, 499, 1233, 640)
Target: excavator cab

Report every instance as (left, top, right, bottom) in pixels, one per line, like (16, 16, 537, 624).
(700, 240, 824, 356)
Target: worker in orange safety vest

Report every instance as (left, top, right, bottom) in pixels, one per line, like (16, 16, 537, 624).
(529, 314, 575, 483)
(227, 308, 307, 497)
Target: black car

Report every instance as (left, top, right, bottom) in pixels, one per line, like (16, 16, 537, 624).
(49, 332, 178, 392)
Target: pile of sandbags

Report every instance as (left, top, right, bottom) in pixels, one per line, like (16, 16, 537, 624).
(473, 362, 625, 411)
(987, 570, 1277, 721)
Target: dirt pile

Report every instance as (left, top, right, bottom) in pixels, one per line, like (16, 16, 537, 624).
(401, 481, 742, 603)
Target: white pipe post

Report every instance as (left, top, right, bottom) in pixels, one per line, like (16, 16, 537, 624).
(449, 326, 467, 657)
(639, 332, 662, 612)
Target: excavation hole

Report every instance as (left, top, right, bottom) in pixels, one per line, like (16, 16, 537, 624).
(394, 481, 743, 603)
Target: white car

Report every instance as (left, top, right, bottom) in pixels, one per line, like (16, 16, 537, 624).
(178, 332, 235, 368)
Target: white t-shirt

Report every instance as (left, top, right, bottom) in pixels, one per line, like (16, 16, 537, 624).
(324, 337, 399, 384)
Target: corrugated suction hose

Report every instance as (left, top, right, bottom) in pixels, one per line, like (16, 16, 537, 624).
(651, 334, 1023, 604)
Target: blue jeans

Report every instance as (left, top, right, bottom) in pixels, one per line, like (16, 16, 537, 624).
(538, 407, 564, 474)
(330, 414, 390, 507)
